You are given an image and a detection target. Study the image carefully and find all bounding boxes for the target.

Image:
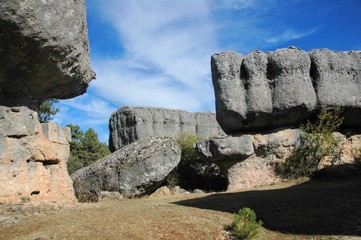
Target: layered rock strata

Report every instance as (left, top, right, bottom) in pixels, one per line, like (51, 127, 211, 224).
(211, 47, 361, 134)
(0, 0, 95, 107)
(71, 137, 181, 201)
(0, 106, 76, 204)
(109, 106, 226, 151)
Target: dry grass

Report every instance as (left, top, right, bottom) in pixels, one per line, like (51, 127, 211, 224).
(1, 176, 361, 240)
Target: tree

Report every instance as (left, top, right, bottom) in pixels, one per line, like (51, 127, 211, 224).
(38, 98, 60, 123)
(66, 125, 111, 174)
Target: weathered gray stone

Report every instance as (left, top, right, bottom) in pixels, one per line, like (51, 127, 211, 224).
(0, 0, 95, 108)
(212, 47, 361, 134)
(195, 129, 302, 190)
(196, 135, 254, 161)
(71, 137, 181, 201)
(0, 106, 76, 204)
(310, 49, 361, 127)
(109, 106, 226, 151)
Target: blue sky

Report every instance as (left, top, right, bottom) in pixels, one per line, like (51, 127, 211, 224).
(53, 0, 361, 143)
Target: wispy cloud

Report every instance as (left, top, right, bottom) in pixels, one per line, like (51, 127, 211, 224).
(266, 28, 318, 44)
(89, 0, 217, 112)
(53, 93, 117, 142)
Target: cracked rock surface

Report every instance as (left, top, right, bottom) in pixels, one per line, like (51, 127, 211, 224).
(0, 106, 75, 204)
(0, 0, 95, 108)
(212, 47, 361, 134)
(71, 137, 181, 201)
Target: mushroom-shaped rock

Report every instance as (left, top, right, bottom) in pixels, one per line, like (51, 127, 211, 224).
(0, 0, 95, 108)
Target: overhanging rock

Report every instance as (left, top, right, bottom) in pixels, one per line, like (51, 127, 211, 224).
(0, 0, 95, 108)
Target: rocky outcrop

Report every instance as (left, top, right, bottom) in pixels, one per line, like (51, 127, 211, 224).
(196, 129, 361, 190)
(71, 137, 181, 201)
(109, 106, 226, 151)
(0, 0, 95, 108)
(212, 47, 361, 134)
(0, 106, 76, 204)
(196, 129, 302, 190)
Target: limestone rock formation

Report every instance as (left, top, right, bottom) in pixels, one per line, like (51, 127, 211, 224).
(0, 106, 76, 204)
(109, 106, 226, 151)
(212, 47, 361, 134)
(310, 49, 361, 127)
(0, 0, 95, 108)
(71, 137, 181, 201)
(196, 129, 361, 190)
(196, 129, 302, 190)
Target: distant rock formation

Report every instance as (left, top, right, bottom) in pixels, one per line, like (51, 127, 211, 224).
(71, 137, 181, 201)
(212, 47, 361, 134)
(0, 106, 76, 204)
(0, 0, 95, 108)
(109, 106, 226, 151)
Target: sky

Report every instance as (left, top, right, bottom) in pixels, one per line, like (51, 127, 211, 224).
(53, 0, 361, 143)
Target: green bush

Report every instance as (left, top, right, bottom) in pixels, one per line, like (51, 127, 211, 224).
(279, 107, 343, 178)
(176, 132, 201, 162)
(231, 208, 263, 240)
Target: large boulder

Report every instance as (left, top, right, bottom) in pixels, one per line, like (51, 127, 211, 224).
(0, 106, 76, 204)
(71, 137, 181, 201)
(0, 0, 95, 108)
(212, 47, 361, 134)
(310, 49, 361, 127)
(109, 106, 226, 151)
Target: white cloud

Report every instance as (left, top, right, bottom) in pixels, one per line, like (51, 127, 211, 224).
(53, 93, 117, 142)
(90, 0, 217, 112)
(266, 28, 318, 44)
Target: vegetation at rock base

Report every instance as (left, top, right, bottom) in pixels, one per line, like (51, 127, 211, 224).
(66, 124, 110, 174)
(176, 132, 202, 162)
(37, 98, 60, 123)
(230, 208, 263, 240)
(278, 106, 343, 178)
(166, 133, 202, 188)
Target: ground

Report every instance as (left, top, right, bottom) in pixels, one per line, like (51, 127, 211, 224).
(1, 177, 361, 240)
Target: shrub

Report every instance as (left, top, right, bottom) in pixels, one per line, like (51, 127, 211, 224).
(176, 133, 201, 162)
(231, 208, 263, 240)
(165, 133, 201, 188)
(278, 106, 343, 178)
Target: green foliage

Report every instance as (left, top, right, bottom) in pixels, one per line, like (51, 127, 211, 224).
(279, 107, 343, 178)
(66, 124, 110, 174)
(231, 208, 263, 240)
(176, 132, 201, 162)
(165, 133, 201, 188)
(38, 98, 60, 123)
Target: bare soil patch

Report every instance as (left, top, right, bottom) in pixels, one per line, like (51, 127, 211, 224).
(1, 177, 361, 240)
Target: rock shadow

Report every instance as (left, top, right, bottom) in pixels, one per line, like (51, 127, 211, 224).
(174, 169, 361, 236)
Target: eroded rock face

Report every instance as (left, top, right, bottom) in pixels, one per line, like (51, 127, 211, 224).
(71, 137, 181, 201)
(196, 129, 302, 190)
(0, 0, 95, 108)
(196, 129, 361, 191)
(109, 106, 226, 151)
(0, 106, 76, 204)
(212, 47, 361, 134)
(310, 49, 361, 127)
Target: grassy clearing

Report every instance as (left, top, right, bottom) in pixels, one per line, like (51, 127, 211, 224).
(1, 177, 361, 240)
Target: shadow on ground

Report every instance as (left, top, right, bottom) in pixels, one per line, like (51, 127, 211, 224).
(174, 168, 361, 236)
